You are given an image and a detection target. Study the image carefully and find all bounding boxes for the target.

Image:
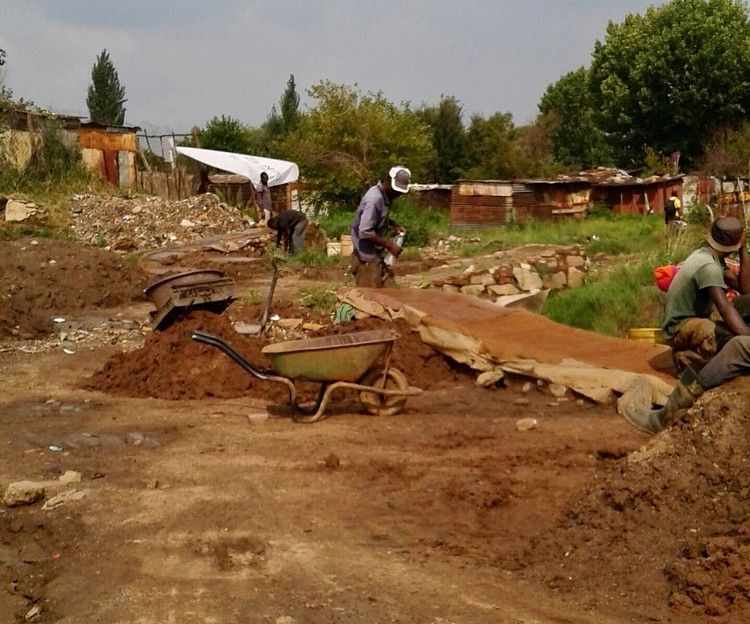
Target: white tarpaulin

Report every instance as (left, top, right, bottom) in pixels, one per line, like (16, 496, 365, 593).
(175, 146, 299, 187)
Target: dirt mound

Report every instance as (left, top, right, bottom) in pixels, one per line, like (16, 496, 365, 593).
(512, 377, 750, 620)
(81, 310, 474, 401)
(0, 238, 149, 339)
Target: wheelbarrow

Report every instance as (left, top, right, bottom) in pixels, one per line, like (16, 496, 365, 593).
(191, 329, 422, 423)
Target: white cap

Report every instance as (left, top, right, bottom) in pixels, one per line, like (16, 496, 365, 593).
(389, 166, 411, 193)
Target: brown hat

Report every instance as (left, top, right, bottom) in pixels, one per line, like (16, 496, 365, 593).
(706, 216, 744, 253)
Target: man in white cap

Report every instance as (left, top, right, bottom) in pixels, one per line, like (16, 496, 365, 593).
(622, 216, 750, 434)
(662, 216, 750, 375)
(350, 166, 410, 288)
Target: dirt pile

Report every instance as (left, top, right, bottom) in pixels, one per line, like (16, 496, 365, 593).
(513, 377, 750, 620)
(70, 193, 250, 251)
(0, 238, 149, 339)
(81, 310, 474, 401)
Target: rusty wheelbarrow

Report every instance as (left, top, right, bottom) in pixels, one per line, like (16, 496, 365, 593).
(191, 329, 422, 423)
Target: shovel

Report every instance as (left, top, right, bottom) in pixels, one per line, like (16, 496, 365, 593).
(236, 260, 279, 336)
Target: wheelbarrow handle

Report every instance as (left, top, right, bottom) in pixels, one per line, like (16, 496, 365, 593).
(191, 331, 273, 380)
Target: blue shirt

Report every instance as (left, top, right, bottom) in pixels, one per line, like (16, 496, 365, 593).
(351, 182, 390, 262)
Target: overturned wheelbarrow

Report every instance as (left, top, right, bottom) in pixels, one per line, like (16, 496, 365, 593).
(192, 329, 422, 423)
(144, 270, 236, 330)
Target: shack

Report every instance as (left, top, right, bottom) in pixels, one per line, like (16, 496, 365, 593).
(0, 107, 140, 189)
(78, 121, 140, 188)
(450, 168, 683, 229)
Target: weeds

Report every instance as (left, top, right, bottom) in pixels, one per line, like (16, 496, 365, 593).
(299, 284, 338, 312)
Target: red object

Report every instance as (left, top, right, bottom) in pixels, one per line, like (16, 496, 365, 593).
(654, 264, 680, 292)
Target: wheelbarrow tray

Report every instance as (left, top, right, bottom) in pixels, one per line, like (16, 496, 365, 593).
(261, 329, 396, 382)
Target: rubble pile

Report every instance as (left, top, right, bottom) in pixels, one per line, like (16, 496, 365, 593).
(70, 193, 253, 251)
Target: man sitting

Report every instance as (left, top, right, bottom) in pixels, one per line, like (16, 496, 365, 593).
(267, 209, 308, 255)
(663, 216, 750, 374)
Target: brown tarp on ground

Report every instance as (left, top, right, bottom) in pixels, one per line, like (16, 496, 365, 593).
(339, 288, 676, 405)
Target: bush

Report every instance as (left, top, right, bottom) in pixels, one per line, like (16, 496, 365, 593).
(316, 195, 450, 249)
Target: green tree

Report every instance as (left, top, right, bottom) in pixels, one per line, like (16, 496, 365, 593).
(539, 67, 612, 169)
(264, 74, 302, 155)
(282, 81, 433, 207)
(464, 112, 519, 179)
(86, 49, 127, 125)
(418, 95, 468, 182)
(589, 0, 750, 168)
(195, 115, 254, 153)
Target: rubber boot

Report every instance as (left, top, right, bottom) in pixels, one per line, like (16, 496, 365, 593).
(623, 366, 705, 435)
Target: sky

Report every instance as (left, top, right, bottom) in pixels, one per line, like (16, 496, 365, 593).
(1, 0, 657, 137)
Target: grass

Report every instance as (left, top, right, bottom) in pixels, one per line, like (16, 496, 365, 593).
(299, 283, 339, 312)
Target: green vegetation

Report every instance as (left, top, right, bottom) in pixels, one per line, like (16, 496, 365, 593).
(0, 122, 98, 200)
(299, 283, 339, 312)
(316, 197, 450, 248)
(86, 49, 127, 125)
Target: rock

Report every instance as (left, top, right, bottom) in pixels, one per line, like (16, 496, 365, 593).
(3, 481, 46, 507)
(513, 266, 544, 291)
(549, 383, 568, 398)
(59, 470, 82, 485)
(516, 418, 538, 431)
(324, 452, 340, 469)
(513, 397, 530, 406)
(42, 489, 87, 510)
(460, 284, 485, 296)
(247, 412, 270, 424)
(568, 267, 585, 288)
(488, 284, 520, 296)
(5, 199, 37, 221)
(477, 370, 504, 386)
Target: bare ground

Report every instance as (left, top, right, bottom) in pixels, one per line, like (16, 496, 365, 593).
(1, 235, 749, 624)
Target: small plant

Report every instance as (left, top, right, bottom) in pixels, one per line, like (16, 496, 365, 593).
(240, 288, 262, 305)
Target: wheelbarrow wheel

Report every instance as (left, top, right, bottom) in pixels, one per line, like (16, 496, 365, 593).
(358, 366, 409, 416)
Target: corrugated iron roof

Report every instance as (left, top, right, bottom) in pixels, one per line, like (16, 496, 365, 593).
(456, 168, 683, 187)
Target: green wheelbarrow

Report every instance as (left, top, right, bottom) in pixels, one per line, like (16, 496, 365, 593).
(191, 329, 422, 423)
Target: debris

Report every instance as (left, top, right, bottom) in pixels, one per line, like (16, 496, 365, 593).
(516, 418, 538, 431)
(42, 489, 87, 510)
(70, 193, 249, 251)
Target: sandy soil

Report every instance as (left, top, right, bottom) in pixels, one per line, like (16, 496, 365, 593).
(1, 234, 749, 624)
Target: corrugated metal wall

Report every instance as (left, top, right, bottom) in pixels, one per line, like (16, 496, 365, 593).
(450, 181, 554, 229)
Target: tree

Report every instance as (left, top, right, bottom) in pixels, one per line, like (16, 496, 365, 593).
(464, 113, 519, 179)
(263, 74, 302, 154)
(194, 115, 254, 154)
(86, 49, 127, 125)
(417, 96, 469, 182)
(539, 67, 612, 170)
(281, 81, 433, 207)
(588, 0, 750, 168)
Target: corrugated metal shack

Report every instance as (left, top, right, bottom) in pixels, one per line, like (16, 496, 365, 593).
(78, 121, 140, 188)
(451, 168, 682, 229)
(409, 184, 452, 211)
(692, 176, 750, 220)
(0, 107, 140, 188)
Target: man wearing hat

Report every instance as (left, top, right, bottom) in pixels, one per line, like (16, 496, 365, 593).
(622, 216, 750, 434)
(662, 216, 750, 375)
(350, 166, 411, 288)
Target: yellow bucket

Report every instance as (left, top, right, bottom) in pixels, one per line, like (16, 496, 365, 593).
(340, 235, 353, 256)
(627, 328, 665, 344)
